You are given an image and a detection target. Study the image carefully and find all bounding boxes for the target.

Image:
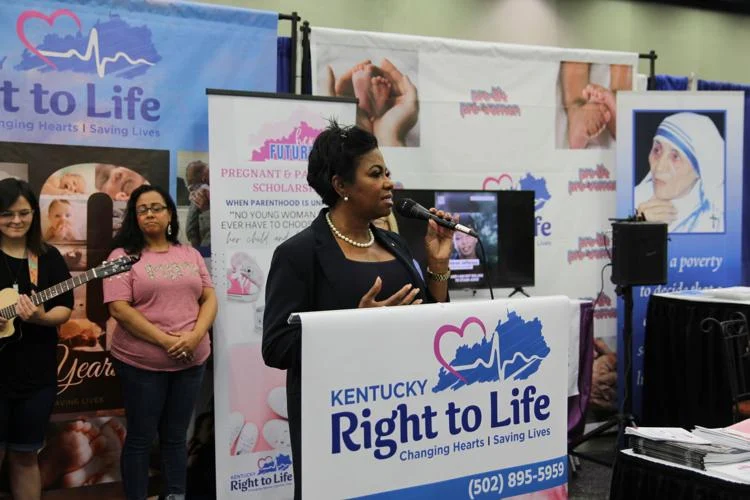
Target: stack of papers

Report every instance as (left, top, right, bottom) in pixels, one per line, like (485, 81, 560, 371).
(627, 426, 750, 470)
(625, 427, 710, 444)
(693, 423, 750, 452)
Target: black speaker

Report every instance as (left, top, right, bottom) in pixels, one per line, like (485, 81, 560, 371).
(611, 221, 668, 286)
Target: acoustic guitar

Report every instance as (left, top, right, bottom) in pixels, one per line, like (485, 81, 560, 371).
(0, 254, 139, 346)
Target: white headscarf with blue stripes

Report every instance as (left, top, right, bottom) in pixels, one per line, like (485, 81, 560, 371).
(634, 112, 724, 233)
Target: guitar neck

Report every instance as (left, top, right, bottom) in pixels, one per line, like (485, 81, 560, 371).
(0, 268, 100, 319)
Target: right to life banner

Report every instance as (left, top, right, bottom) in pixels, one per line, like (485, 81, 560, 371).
(300, 297, 571, 499)
(615, 91, 745, 418)
(208, 91, 356, 499)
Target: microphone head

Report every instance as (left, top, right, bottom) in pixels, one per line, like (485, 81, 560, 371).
(394, 198, 418, 217)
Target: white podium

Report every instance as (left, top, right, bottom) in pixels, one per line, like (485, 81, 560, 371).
(297, 296, 571, 499)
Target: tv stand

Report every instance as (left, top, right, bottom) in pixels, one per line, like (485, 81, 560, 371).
(508, 287, 529, 298)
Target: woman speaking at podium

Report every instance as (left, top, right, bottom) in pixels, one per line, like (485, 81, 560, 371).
(262, 122, 455, 499)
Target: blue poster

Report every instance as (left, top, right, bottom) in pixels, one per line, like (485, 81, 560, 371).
(0, 0, 277, 189)
(615, 91, 745, 419)
(0, 0, 277, 494)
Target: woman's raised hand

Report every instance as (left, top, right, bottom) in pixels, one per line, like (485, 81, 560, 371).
(358, 277, 422, 308)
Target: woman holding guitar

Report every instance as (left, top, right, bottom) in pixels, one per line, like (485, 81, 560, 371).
(0, 179, 73, 499)
(103, 185, 216, 500)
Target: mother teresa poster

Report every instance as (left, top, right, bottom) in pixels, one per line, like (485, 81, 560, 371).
(616, 91, 744, 417)
(632, 111, 726, 233)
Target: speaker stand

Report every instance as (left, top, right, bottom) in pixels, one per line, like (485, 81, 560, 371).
(508, 287, 529, 298)
(568, 284, 636, 467)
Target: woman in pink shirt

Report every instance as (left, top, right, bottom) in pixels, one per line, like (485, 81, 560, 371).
(103, 185, 217, 500)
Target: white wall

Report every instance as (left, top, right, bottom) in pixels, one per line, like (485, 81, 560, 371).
(198, 0, 750, 84)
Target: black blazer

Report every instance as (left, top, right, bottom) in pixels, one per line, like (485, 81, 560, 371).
(262, 209, 434, 396)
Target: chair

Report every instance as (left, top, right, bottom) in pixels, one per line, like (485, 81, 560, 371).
(701, 312, 750, 423)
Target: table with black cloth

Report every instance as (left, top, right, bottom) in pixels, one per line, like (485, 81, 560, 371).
(641, 292, 745, 429)
(610, 450, 750, 500)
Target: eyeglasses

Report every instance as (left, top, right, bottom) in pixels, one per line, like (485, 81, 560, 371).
(0, 209, 34, 220)
(136, 204, 168, 216)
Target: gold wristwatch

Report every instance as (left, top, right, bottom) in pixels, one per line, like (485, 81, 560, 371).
(426, 267, 451, 282)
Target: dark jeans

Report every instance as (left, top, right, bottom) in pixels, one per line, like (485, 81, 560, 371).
(113, 359, 206, 500)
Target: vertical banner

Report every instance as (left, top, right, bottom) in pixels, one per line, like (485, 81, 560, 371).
(616, 91, 744, 418)
(207, 91, 356, 499)
(312, 28, 637, 418)
(0, 0, 277, 494)
(300, 297, 570, 499)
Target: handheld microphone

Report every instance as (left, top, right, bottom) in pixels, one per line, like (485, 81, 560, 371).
(394, 198, 478, 237)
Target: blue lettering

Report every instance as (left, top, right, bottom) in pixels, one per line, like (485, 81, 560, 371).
(374, 413, 397, 459)
(535, 216, 552, 237)
(446, 402, 462, 435)
(491, 387, 550, 427)
(86, 84, 160, 121)
(424, 406, 439, 439)
(356, 386, 368, 403)
(406, 381, 418, 397)
(399, 403, 424, 442)
(30, 84, 49, 114)
(535, 394, 551, 420)
(344, 388, 355, 405)
(513, 385, 538, 424)
(331, 411, 359, 453)
(360, 408, 372, 448)
(50, 90, 75, 116)
(393, 382, 405, 398)
(141, 95, 160, 121)
(1, 81, 20, 112)
(87, 84, 110, 118)
(330, 389, 344, 406)
(490, 391, 511, 427)
(461, 405, 482, 432)
(331, 404, 438, 460)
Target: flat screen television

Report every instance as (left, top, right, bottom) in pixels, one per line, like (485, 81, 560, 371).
(393, 189, 535, 290)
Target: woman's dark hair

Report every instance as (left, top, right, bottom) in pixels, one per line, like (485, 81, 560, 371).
(307, 120, 378, 206)
(112, 184, 180, 254)
(0, 178, 46, 255)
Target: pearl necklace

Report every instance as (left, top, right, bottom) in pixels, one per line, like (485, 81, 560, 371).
(325, 211, 374, 248)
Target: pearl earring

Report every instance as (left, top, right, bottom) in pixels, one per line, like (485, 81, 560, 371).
(343, 195, 349, 202)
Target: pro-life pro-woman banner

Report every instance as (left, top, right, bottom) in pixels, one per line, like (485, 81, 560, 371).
(208, 91, 356, 499)
(615, 91, 744, 418)
(312, 27, 638, 420)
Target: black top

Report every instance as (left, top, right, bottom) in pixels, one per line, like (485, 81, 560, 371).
(337, 258, 418, 304)
(0, 246, 73, 397)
